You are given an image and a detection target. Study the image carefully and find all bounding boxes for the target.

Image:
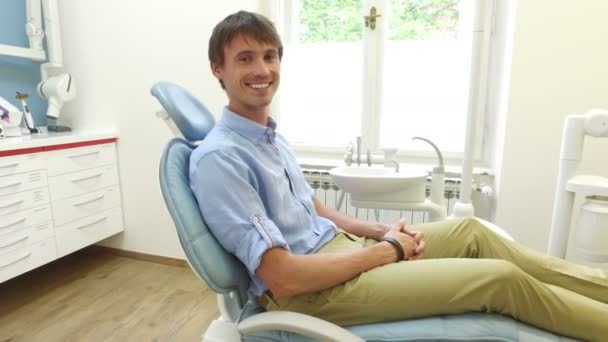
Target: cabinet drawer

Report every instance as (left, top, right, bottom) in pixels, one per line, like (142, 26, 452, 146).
(0, 237, 56, 283)
(0, 221, 53, 254)
(51, 187, 122, 226)
(0, 170, 48, 196)
(47, 143, 117, 176)
(0, 153, 45, 177)
(0, 205, 52, 237)
(0, 188, 50, 216)
(55, 208, 123, 257)
(49, 165, 119, 201)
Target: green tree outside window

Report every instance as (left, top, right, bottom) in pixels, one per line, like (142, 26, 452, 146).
(299, 0, 459, 43)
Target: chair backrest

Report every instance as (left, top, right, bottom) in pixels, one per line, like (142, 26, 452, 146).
(153, 82, 250, 307)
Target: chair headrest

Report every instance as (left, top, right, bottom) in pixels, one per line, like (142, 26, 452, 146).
(151, 81, 216, 141)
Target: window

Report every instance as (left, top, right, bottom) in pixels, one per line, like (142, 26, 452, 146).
(266, 0, 494, 160)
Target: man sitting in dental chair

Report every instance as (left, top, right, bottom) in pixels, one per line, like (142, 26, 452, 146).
(189, 10, 608, 342)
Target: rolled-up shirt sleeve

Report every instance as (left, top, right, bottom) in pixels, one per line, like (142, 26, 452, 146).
(190, 150, 289, 277)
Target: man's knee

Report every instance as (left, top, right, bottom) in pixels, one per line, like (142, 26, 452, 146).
(450, 217, 480, 237)
(491, 260, 524, 283)
(455, 217, 492, 237)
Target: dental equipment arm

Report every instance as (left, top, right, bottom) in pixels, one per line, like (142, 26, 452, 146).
(547, 109, 608, 258)
(452, 0, 492, 219)
(26, 0, 45, 51)
(35, 0, 76, 122)
(0, 0, 46, 60)
(37, 73, 74, 120)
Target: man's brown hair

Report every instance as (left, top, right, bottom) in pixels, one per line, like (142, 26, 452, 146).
(209, 11, 283, 87)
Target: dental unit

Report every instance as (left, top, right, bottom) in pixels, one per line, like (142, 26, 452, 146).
(335, 135, 446, 221)
(0, 0, 76, 129)
(548, 108, 608, 261)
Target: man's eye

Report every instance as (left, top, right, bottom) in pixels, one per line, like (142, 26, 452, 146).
(265, 54, 277, 61)
(239, 56, 251, 62)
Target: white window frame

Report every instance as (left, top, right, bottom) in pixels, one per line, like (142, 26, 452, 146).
(259, 0, 497, 168)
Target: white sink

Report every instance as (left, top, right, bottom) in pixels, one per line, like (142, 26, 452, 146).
(329, 166, 428, 203)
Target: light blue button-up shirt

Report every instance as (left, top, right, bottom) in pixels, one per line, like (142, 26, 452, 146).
(189, 107, 338, 299)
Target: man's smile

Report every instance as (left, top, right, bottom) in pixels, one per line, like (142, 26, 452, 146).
(247, 82, 271, 89)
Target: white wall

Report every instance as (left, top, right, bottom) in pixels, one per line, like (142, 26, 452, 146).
(58, 0, 255, 258)
(494, 0, 608, 259)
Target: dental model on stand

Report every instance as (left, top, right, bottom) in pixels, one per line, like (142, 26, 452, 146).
(15, 92, 40, 134)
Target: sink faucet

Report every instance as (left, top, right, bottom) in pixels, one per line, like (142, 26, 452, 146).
(344, 141, 354, 166)
(356, 136, 362, 166)
(412, 136, 445, 206)
(348, 137, 399, 172)
(365, 147, 400, 173)
(384, 159, 399, 173)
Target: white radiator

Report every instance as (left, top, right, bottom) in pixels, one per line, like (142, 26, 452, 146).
(302, 169, 463, 225)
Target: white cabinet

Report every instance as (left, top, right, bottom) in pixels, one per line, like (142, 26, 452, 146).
(55, 207, 123, 257)
(0, 137, 123, 283)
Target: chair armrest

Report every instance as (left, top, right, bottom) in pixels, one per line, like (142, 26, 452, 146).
(237, 311, 363, 342)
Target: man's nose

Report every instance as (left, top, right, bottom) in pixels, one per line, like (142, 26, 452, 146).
(252, 58, 271, 76)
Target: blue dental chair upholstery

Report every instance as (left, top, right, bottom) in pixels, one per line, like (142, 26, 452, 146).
(153, 81, 576, 342)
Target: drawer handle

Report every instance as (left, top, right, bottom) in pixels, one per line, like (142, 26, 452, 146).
(76, 216, 108, 230)
(0, 181, 23, 190)
(0, 217, 26, 230)
(0, 199, 24, 210)
(0, 235, 29, 249)
(35, 223, 49, 230)
(0, 252, 32, 269)
(0, 162, 19, 169)
(68, 151, 100, 159)
(74, 194, 105, 207)
(70, 172, 104, 183)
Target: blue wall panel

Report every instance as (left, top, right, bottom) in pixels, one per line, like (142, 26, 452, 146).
(0, 0, 48, 126)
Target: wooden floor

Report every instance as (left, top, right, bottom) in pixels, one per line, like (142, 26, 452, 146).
(0, 249, 219, 342)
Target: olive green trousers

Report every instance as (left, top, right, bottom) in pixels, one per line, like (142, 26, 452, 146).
(261, 218, 608, 341)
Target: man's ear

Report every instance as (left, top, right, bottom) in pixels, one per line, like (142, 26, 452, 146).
(211, 62, 223, 80)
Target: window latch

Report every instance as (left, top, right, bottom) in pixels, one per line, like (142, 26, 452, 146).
(364, 6, 382, 30)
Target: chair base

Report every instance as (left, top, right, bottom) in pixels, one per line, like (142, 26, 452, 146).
(203, 318, 241, 342)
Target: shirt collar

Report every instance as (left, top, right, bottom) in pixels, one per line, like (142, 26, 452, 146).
(219, 107, 277, 144)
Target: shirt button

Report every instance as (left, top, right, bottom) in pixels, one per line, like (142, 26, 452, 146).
(253, 216, 259, 223)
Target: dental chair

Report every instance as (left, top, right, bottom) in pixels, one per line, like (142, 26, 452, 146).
(153, 81, 576, 342)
